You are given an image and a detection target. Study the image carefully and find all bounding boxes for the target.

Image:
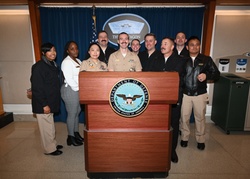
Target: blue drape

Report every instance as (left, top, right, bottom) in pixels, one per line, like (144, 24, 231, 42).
(40, 6, 205, 123)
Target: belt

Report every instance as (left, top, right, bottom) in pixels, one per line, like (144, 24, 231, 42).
(184, 90, 198, 96)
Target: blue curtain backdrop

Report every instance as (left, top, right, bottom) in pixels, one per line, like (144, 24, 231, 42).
(40, 6, 205, 123)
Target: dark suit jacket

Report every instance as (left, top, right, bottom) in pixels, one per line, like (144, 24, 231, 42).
(138, 50, 164, 71)
(30, 56, 60, 113)
(163, 52, 187, 104)
(173, 46, 189, 58)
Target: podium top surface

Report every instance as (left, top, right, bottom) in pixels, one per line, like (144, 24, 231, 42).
(79, 72, 179, 104)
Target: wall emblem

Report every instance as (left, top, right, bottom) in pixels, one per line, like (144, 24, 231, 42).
(103, 13, 150, 46)
(109, 78, 150, 117)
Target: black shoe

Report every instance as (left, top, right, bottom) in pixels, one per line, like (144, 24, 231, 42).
(171, 151, 179, 163)
(45, 149, 63, 156)
(180, 140, 188, 147)
(56, 145, 63, 150)
(74, 132, 84, 142)
(67, 135, 83, 146)
(197, 143, 205, 150)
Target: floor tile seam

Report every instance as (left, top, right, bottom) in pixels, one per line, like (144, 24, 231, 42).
(0, 170, 87, 175)
(169, 171, 250, 174)
(0, 167, 86, 173)
(210, 134, 249, 173)
(0, 137, 29, 160)
(169, 173, 250, 178)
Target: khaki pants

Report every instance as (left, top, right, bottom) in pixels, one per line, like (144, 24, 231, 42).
(36, 113, 57, 154)
(180, 93, 208, 143)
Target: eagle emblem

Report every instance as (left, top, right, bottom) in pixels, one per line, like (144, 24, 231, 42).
(117, 94, 142, 104)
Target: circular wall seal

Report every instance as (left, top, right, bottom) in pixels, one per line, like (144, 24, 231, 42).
(103, 13, 151, 46)
(109, 78, 150, 118)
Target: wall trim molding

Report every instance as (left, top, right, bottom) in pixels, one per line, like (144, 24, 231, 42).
(4, 104, 32, 114)
(215, 6, 250, 15)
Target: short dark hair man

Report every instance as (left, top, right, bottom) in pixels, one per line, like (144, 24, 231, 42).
(138, 33, 164, 71)
(173, 31, 189, 58)
(85, 30, 116, 64)
(180, 36, 220, 151)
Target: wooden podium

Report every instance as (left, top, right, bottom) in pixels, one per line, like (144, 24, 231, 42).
(0, 77, 14, 129)
(79, 72, 179, 178)
(0, 77, 4, 115)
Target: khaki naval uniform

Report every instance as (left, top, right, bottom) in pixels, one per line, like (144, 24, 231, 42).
(108, 50, 142, 71)
(80, 58, 108, 71)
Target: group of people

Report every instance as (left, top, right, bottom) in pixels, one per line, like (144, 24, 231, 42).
(30, 30, 220, 164)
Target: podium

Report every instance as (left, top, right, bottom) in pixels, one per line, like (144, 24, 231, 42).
(0, 77, 4, 115)
(79, 72, 179, 178)
(0, 77, 14, 128)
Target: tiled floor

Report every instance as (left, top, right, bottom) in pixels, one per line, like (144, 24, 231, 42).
(0, 118, 250, 179)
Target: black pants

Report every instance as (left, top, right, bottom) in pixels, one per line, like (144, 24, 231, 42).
(171, 101, 182, 156)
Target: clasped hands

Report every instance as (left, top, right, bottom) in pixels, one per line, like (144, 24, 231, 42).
(197, 73, 206, 82)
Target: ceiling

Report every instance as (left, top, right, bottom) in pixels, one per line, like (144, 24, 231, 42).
(0, 0, 250, 6)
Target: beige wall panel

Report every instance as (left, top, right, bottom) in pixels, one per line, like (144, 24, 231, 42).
(213, 15, 250, 59)
(0, 14, 33, 104)
(0, 61, 33, 103)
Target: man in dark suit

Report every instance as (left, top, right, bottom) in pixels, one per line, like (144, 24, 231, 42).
(160, 37, 186, 163)
(85, 30, 116, 64)
(173, 31, 189, 58)
(138, 33, 164, 71)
